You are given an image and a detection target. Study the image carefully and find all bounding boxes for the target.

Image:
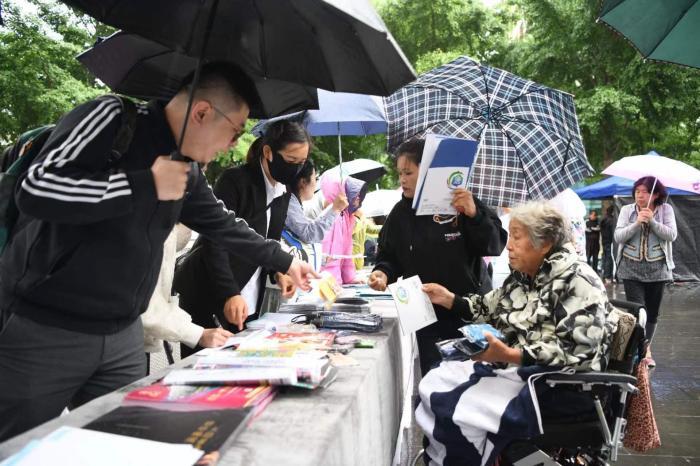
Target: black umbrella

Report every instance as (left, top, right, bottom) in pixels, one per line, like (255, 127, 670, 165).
(62, 0, 415, 96)
(78, 32, 318, 119)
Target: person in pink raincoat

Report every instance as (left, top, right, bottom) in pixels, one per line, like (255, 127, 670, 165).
(320, 174, 368, 284)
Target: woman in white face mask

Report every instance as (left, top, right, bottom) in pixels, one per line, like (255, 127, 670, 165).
(174, 120, 312, 356)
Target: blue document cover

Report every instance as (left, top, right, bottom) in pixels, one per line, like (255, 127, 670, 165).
(413, 135, 479, 215)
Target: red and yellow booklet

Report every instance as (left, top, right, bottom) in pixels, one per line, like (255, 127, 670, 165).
(124, 384, 275, 412)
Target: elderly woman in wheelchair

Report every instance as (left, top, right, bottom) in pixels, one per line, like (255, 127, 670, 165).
(418, 202, 625, 466)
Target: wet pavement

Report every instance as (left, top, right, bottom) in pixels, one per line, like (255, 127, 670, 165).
(610, 282, 700, 466)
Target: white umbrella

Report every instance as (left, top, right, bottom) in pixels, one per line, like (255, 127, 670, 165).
(362, 189, 402, 217)
(548, 188, 587, 220)
(603, 154, 700, 201)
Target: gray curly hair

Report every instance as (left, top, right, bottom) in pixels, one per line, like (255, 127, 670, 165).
(509, 202, 572, 250)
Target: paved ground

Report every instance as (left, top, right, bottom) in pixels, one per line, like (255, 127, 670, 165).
(613, 281, 700, 466)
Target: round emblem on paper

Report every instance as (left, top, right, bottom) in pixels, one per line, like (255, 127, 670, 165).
(396, 286, 409, 304)
(447, 171, 465, 189)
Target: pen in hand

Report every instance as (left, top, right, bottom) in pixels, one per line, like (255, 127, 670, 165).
(212, 314, 223, 329)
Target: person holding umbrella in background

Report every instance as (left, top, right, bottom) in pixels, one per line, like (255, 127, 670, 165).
(174, 120, 313, 356)
(368, 139, 507, 374)
(615, 176, 677, 366)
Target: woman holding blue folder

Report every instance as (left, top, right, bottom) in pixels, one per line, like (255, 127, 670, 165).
(368, 139, 507, 374)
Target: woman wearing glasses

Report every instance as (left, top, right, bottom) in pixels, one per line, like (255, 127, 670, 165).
(368, 139, 507, 374)
(174, 120, 312, 356)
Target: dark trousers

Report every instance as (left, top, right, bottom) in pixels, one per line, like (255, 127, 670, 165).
(586, 241, 600, 273)
(602, 243, 615, 279)
(0, 312, 146, 441)
(622, 280, 665, 324)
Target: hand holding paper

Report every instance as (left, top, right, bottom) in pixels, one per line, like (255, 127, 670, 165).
(451, 188, 477, 217)
(388, 275, 437, 335)
(413, 134, 479, 216)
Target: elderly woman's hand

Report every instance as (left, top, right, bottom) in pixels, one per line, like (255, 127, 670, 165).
(472, 333, 522, 365)
(422, 283, 456, 309)
(452, 189, 477, 218)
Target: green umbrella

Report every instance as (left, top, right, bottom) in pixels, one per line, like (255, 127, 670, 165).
(598, 0, 700, 69)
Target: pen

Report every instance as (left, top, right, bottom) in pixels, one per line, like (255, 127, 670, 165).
(212, 314, 223, 328)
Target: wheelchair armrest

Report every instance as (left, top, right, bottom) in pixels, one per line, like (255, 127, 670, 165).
(544, 372, 637, 393)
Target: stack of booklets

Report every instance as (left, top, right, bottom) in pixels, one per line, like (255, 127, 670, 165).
(124, 384, 276, 413)
(163, 331, 339, 389)
(277, 302, 371, 314)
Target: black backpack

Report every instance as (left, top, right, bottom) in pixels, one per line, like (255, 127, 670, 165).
(0, 96, 137, 255)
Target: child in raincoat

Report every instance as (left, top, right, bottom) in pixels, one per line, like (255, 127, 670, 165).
(320, 175, 368, 284)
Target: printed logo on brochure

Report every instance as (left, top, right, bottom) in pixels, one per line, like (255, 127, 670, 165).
(395, 286, 409, 304)
(447, 171, 465, 189)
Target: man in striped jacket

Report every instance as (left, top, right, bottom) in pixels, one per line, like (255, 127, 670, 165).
(0, 63, 315, 440)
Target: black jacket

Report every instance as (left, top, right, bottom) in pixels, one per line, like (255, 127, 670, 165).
(0, 96, 292, 334)
(174, 162, 290, 327)
(600, 216, 616, 246)
(373, 196, 507, 332)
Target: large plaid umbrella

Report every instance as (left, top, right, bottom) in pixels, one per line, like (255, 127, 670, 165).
(385, 56, 593, 207)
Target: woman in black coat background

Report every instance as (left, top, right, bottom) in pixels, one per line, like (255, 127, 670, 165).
(175, 121, 312, 356)
(368, 139, 507, 374)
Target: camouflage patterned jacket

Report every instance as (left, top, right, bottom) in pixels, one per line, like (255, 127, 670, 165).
(452, 243, 617, 371)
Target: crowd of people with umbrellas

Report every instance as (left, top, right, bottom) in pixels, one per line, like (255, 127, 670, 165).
(0, 0, 699, 464)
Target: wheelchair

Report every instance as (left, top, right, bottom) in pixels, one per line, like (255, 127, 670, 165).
(412, 299, 647, 466)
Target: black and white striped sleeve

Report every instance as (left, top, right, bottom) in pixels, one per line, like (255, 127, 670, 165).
(17, 96, 155, 224)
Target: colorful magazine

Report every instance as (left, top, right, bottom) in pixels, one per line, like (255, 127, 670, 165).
(124, 384, 276, 412)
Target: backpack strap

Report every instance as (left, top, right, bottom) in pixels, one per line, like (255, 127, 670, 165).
(108, 95, 137, 164)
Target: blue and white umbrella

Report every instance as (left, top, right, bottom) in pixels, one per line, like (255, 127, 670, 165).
(253, 89, 386, 136)
(385, 56, 593, 207)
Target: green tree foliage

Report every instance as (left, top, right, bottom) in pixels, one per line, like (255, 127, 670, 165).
(0, 0, 113, 144)
(380, 0, 511, 68)
(497, 0, 700, 170)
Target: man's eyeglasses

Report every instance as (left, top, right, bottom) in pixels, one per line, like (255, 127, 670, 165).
(212, 105, 245, 143)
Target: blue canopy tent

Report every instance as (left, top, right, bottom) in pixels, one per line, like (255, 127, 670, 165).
(574, 175, 695, 199)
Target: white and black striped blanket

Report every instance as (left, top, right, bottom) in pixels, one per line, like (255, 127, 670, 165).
(416, 360, 572, 466)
